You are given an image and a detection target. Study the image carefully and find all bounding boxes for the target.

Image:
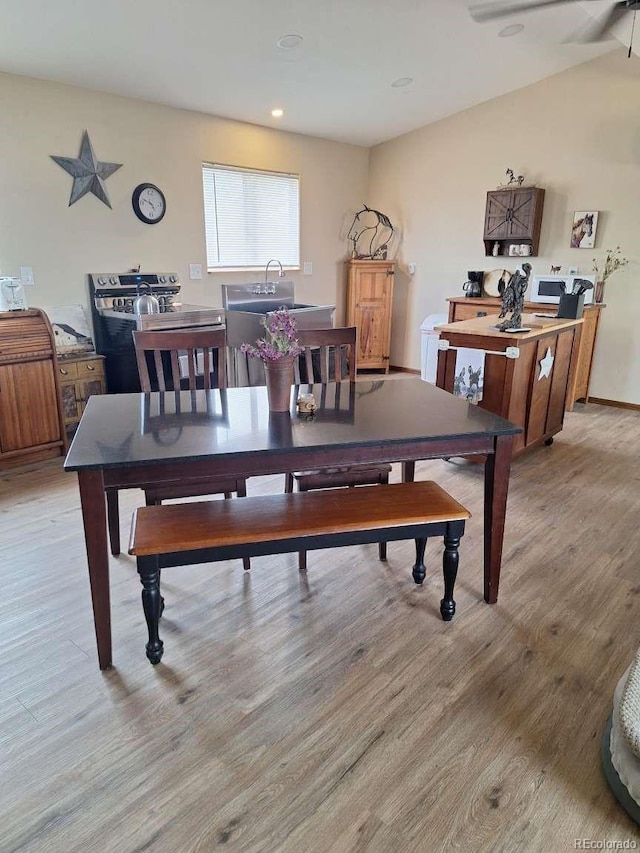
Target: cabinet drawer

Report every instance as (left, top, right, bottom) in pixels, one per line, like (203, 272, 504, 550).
(452, 303, 491, 322)
(57, 361, 79, 380)
(78, 358, 104, 378)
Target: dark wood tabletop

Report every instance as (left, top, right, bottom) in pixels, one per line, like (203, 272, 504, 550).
(65, 377, 520, 669)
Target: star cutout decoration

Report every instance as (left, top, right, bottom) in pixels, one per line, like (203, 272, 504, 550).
(51, 130, 122, 208)
(538, 346, 555, 380)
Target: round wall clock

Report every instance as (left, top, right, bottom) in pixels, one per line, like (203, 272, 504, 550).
(132, 183, 166, 224)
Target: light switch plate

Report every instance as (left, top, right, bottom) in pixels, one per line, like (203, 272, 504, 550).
(408, 262, 416, 275)
(189, 263, 203, 280)
(303, 261, 313, 275)
(20, 266, 35, 286)
(568, 266, 578, 275)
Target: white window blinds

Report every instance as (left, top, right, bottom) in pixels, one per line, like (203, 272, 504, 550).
(202, 163, 300, 269)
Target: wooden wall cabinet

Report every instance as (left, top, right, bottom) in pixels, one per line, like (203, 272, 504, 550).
(347, 260, 394, 371)
(483, 187, 545, 257)
(57, 354, 107, 433)
(0, 309, 66, 469)
(447, 297, 604, 409)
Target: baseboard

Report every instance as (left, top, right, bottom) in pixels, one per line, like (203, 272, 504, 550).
(389, 365, 421, 375)
(588, 397, 640, 411)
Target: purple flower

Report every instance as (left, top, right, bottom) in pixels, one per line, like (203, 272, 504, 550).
(241, 306, 303, 362)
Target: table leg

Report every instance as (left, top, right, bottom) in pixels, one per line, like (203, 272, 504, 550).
(483, 433, 514, 604)
(402, 461, 415, 482)
(78, 469, 112, 670)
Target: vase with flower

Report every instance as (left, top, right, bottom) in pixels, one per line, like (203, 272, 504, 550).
(241, 307, 303, 411)
(592, 246, 629, 304)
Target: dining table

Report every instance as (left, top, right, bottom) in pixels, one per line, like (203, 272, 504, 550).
(64, 376, 521, 670)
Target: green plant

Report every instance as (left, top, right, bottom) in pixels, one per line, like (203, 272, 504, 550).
(593, 246, 629, 283)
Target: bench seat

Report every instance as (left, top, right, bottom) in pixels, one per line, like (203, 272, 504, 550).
(129, 481, 471, 664)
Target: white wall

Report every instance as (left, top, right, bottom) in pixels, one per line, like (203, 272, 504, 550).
(0, 72, 369, 325)
(368, 49, 640, 405)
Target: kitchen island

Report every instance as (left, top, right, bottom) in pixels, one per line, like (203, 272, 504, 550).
(436, 313, 582, 456)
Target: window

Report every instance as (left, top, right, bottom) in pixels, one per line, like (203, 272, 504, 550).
(202, 163, 300, 270)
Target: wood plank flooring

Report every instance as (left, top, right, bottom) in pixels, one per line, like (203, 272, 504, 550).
(1, 397, 639, 851)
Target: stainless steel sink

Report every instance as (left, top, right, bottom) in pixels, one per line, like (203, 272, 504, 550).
(221, 281, 335, 385)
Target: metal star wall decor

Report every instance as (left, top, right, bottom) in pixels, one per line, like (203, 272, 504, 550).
(538, 347, 555, 380)
(51, 130, 122, 208)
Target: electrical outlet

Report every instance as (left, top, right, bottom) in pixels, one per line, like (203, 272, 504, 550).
(189, 263, 203, 280)
(568, 266, 578, 275)
(303, 261, 313, 275)
(20, 266, 34, 286)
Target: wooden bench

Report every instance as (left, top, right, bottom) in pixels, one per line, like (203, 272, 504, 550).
(129, 481, 471, 664)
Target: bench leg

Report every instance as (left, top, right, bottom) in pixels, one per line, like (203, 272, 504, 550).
(440, 533, 460, 622)
(378, 541, 387, 562)
(412, 538, 427, 584)
(137, 555, 164, 664)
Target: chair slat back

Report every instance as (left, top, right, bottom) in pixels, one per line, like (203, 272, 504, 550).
(293, 327, 357, 385)
(133, 328, 227, 392)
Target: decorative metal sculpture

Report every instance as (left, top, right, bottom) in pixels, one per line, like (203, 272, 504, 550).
(347, 205, 394, 260)
(496, 262, 531, 331)
(51, 130, 122, 209)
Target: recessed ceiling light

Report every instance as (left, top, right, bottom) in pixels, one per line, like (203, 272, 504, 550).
(391, 77, 413, 88)
(277, 34, 303, 49)
(498, 23, 524, 37)
(271, 108, 284, 118)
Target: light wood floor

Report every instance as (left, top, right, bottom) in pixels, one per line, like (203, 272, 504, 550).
(1, 398, 640, 852)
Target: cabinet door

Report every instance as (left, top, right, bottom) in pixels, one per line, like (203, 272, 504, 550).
(484, 189, 539, 241)
(77, 376, 104, 416)
(0, 360, 62, 452)
(351, 268, 393, 367)
(60, 381, 82, 425)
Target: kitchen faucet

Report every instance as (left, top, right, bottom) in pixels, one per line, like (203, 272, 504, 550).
(264, 258, 285, 285)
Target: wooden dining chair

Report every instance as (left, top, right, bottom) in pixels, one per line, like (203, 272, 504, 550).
(106, 327, 250, 570)
(285, 326, 392, 570)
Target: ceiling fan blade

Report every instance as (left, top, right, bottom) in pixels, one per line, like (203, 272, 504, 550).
(470, 0, 581, 23)
(576, 1, 629, 41)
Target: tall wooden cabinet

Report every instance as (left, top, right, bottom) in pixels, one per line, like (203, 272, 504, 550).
(0, 309, 66, 469)
(346, 260, 394, 372)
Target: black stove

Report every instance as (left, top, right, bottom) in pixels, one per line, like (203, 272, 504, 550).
(89, 272, 225, 393)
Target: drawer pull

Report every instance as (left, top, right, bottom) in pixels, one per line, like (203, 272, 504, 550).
(59, 368, 69, 375)
(86, 365, 95, 371)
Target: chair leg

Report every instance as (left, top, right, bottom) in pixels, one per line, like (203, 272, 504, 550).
(440, 533, 460, 622)
(106, 489, 120, 556)
(298, 551, 307, 572)
(412, 538, 427, 584)
(378, 541, 387, 562)
(285, 472, 294, 493)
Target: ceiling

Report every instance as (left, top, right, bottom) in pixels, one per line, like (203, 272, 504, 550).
(0, 0, 627, 146)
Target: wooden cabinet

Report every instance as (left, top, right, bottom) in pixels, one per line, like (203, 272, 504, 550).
(0, 309, 66, 469)
(57, 354, 106, 432)
(446, 297, 605, 409)
(483, 187, 545, 257)
(347, 260, 394, 371)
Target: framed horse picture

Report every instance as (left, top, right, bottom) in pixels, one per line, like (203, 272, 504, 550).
(571, 210, 599, 249)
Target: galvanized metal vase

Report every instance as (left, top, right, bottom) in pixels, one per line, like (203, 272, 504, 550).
(264, 356, 294, 412)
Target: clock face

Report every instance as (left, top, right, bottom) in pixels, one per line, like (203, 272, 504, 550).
(132, 183, 166, 224)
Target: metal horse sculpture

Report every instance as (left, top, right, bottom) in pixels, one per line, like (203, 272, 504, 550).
(496, 263, 532, 331)
(571, 213, 594, 248)
(347, 205, 394, 260)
